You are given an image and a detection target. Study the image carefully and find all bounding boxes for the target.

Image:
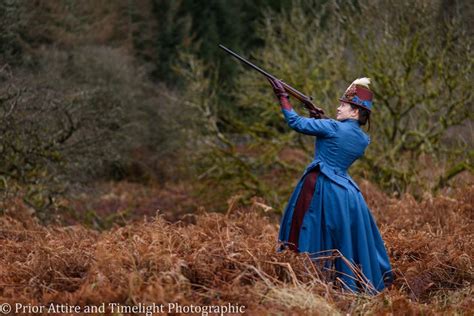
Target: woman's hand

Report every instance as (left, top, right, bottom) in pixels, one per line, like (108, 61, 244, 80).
(267, 78, 293, 110)
(267, 78, 288, 98)
(308, 108, 328, 119)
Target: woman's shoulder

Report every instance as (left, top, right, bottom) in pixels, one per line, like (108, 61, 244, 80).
(335, 119, 371, 144)
(319, 118, 341, 129)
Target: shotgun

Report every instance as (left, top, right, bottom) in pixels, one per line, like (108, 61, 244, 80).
(218, 44, 325, 117)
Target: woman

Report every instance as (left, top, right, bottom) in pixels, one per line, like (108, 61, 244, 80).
(268, 77, 393, 294)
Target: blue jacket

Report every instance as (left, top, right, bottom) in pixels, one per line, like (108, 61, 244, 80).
(278, 109, 393, 293)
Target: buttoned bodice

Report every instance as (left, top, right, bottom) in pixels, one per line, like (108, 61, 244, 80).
(282, 109, 370, 190)
(312, 118, 369, 172)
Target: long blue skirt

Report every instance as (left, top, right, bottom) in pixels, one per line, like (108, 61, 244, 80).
(278, 168, 393, 294)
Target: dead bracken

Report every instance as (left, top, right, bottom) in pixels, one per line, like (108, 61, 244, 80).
(0, 184, 472, 315)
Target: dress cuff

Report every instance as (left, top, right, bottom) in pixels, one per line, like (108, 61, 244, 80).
(279, 95, 292, 110)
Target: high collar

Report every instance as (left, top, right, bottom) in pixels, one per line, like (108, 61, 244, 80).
(341, 118, 360, 126)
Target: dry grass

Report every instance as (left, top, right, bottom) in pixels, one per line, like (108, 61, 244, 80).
(0, 183, 473, 315)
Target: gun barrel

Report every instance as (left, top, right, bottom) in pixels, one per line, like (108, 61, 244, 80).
(219, 44, 321, 112)
(219, 44, 312, 102)
(218, 44, 278, 80)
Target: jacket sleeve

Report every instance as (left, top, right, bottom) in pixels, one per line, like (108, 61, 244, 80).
(282, 109, 338, 137)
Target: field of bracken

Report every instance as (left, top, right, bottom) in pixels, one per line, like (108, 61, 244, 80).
(0, 180, 472, 315)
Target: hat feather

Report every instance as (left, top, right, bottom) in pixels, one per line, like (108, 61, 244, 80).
(351, 77, 371, 89)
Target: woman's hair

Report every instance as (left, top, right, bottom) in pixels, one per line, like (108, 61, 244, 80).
(350, 104, 371, 130)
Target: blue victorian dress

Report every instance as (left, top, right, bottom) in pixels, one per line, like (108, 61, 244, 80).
(278, 108, 393, 293)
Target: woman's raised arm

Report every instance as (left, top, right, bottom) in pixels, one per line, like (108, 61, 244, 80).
(267, 78, 338, 137)
(282, 109, 338, 137)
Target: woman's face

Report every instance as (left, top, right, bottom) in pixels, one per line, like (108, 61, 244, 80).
(336, 102, 359, 121)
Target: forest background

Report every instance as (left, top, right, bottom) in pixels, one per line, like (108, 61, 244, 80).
(0, 0, 473, 314)
(1, 0, 472, 224)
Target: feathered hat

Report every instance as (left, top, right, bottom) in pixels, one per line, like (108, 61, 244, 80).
(339, 77, 373, 111)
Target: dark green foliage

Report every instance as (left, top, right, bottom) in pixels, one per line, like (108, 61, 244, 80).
(0, 0, 26, 65)
(134, 0, 289, 86)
